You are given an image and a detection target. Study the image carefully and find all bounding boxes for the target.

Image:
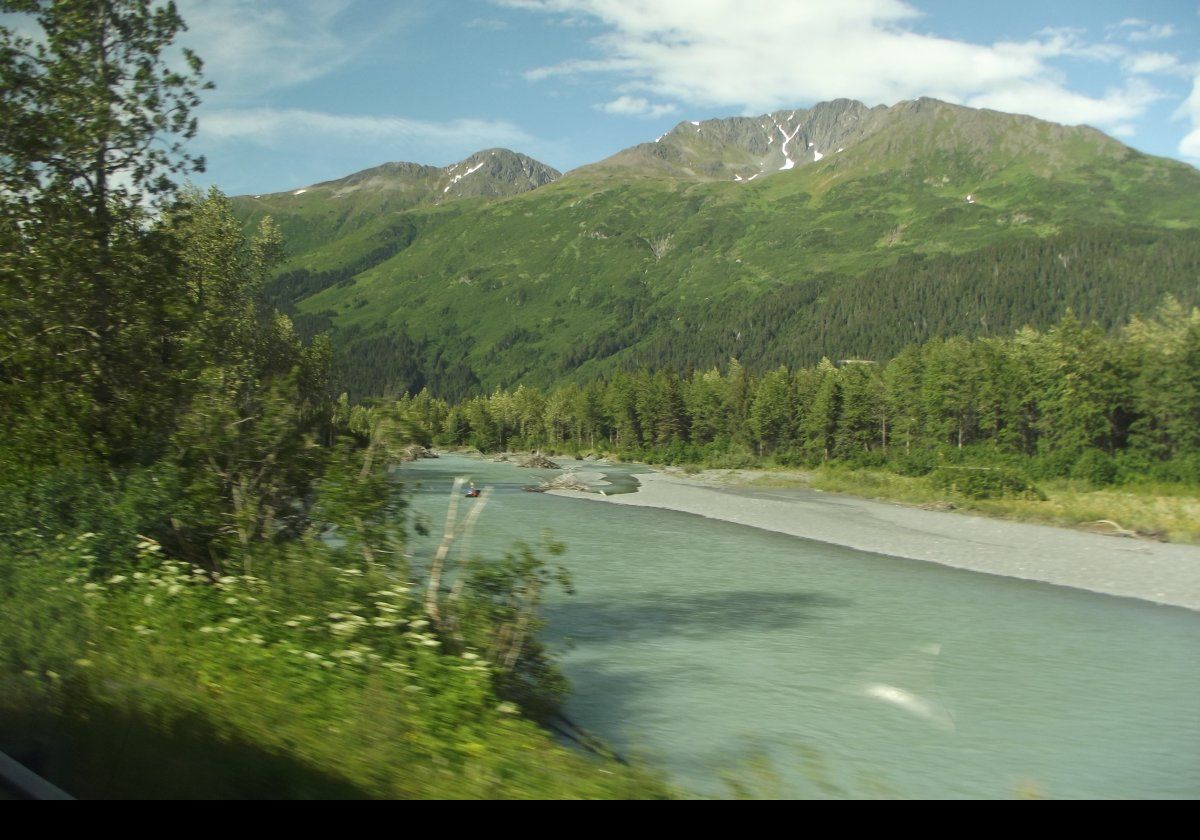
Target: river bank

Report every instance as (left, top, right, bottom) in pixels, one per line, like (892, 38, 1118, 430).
(547, 468, 1200, 611)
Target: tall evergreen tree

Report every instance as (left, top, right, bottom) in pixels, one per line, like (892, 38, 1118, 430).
(0, 0, 209, 460)
(749, 365, 794, 454)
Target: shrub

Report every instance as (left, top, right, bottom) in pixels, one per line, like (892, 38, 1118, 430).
(1146, 454, 1200, 485)
(1028, 449, 1079, 480)
(703, 451, 761, 470)
(1070, 449, 1119, 486)
(773, 449, 810, 468)
(929, 466, 1046, 500)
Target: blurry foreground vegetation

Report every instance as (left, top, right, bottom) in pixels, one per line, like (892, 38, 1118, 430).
(0, 0, 665, 798)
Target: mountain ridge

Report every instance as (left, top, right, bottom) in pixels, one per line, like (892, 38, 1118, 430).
(247, 147, 561, 202)
(231, 148, 561, 262)
(576, 97, 1139, 184)
(232, 98, 1200, 400)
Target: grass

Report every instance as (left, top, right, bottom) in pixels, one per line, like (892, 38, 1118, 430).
(728, 466, 1200, 543)
(0, 534, 671, 799)
(972, 482, 1200, 543)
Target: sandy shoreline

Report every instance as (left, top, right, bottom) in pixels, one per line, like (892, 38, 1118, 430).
(549, 469, 1200, 611)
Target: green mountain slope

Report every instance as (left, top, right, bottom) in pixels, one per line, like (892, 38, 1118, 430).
(232, 148, 561, 264)
(233, 98, 1200, 400)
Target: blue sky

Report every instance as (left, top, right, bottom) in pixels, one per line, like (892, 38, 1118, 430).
(169, 0, 1200, 195)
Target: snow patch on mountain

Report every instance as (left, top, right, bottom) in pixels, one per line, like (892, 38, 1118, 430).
(443, 159, 486, 194)
(776, 121, 802, 171)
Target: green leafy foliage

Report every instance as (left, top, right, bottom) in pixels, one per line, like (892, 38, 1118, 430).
(929, 466, 1046, 501)
(427, 303, 1200, 493)
(0, 531, 666, 799)
(0, 3, 660, 798)
(453, 537, 574, 720)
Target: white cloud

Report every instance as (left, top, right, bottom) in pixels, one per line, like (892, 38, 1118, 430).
(1115, 20, 1176, 42)
(968, 78, 1165, 127)
(466, 18, 511, 30)
(1035, 27, 1124, 62)
(1124, 51, 1189, 77)
(501, 0, 1165, 134)
(597, 95, 679, 118)
(525, 57, 640, 80)
(175, 0, 413, 96)
(1178, 73, 1200, 160)
(200, 107, 532, 150)
(1178, 128, 1200, 157)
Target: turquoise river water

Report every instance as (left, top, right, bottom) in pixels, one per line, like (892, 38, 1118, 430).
(403, 454, 1200, 799)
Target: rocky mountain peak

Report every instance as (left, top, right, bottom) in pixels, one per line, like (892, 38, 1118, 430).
(439, 148, 561, 199)
(585, 96, 1134, 183)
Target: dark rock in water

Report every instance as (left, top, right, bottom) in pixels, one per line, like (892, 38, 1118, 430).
(519, 455, 560, 469)
(525, 472, 591, 493)
(400, 445, 438, 462)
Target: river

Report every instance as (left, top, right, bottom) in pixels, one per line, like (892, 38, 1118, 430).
(403, 454, 1200, 799)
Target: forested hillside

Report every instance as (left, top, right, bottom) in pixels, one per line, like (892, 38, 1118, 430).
(234, 100, 1200, 402)
(381, 300, 1199, 541)
(388, 302, 1200, 476)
